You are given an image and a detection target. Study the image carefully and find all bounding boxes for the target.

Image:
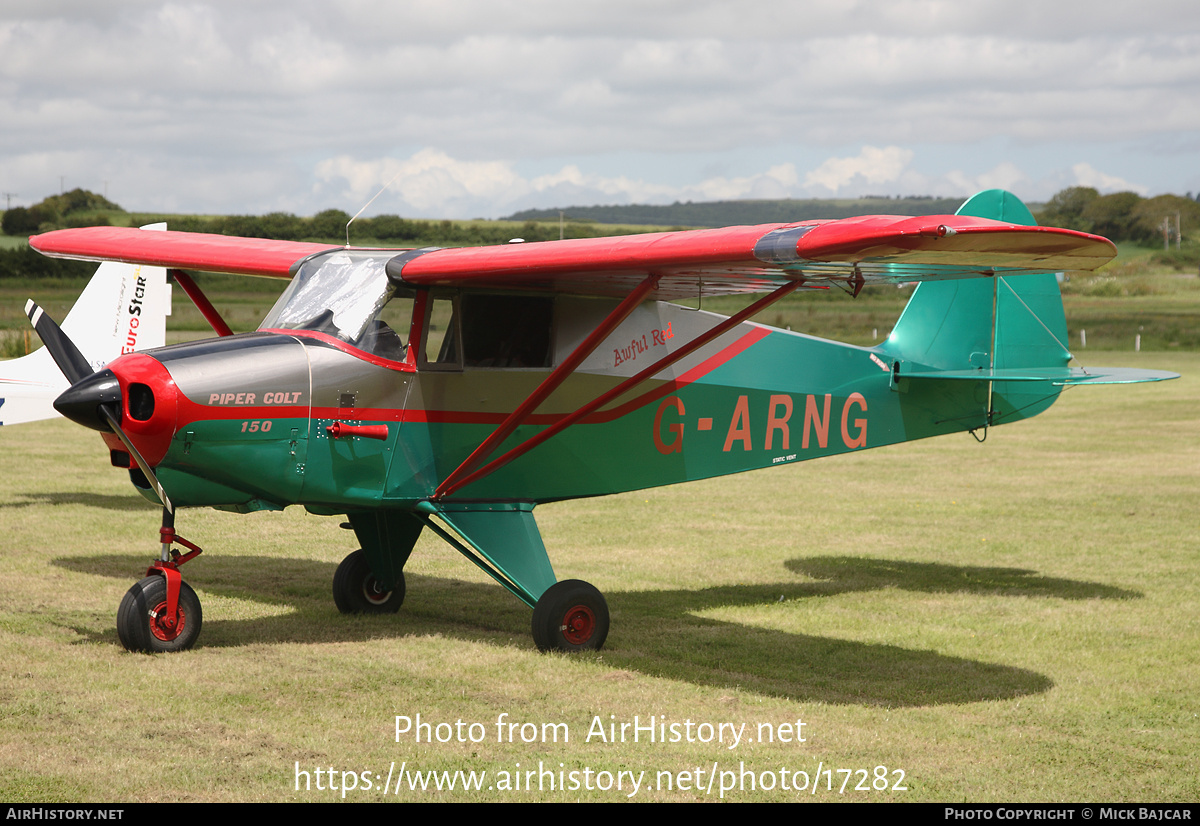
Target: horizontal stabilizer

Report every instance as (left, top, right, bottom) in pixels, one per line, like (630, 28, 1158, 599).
(900, 366, 1179, 385)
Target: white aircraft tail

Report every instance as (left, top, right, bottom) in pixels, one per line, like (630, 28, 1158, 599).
(0, 224, 171, 426)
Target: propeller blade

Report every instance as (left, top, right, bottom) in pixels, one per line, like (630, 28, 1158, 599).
(25, 299, 93, 384)
(28, 300, 175, 514)
(98, 405, 174, 514)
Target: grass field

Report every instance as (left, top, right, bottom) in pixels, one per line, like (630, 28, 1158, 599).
(0, 352, 1195, 802)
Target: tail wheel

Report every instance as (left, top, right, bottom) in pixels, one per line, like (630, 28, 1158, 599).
(333, 549, 404, 614)
(117, 575, 202, 653)
(532, 580, 609, 653)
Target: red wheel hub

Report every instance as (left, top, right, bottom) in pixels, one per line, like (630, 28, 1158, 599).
(148, 601, 187, 642)
(560, 604, 596, 645)
(362, 577, 391, 605)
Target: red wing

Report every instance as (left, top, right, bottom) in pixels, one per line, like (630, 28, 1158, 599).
(30, 226, 338, 278)
(30, 215, 1115, 299)
(396, 215, 1115, 299)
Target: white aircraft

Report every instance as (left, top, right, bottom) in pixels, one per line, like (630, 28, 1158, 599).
(1, 224, 170, 426)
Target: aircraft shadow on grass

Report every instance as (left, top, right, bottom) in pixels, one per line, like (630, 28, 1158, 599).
(785, 556, 1141, 602)
(1, 491, 159, 512)
(55, 553, 1139, 707)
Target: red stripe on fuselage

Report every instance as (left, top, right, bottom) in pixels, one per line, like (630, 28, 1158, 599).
(170, 327, 772, 430)
(259, 328, 417, 372)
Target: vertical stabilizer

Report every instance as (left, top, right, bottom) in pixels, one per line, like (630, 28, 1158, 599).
(879, 190, 1071, 425)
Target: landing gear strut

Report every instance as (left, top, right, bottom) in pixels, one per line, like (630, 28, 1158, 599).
(116, 507, 204, 653)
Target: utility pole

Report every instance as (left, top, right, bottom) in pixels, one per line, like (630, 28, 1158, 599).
(2, 193, 16, 210)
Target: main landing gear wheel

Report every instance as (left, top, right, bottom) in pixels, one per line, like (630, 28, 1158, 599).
(532, 580, 609, 653)
(333, 549, 405, 614)
(117, 575, 202, 653)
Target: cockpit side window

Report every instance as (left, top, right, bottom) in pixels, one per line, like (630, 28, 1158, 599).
(420, 293, 461, 369)
(360, 293, 414, 361)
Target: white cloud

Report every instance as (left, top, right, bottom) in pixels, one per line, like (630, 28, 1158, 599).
(804, 147, 914, 194)
(313, 147, 1004, 218)
(673, 163, 798, 202)
(1071, 162, 1149, 195)
(2, 2, 1196, 214)
(940, 163, 1032, 200)
(314, 149, 529, 216)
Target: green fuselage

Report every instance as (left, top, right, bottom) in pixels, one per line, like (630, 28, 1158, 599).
(145, 295, 1016, 514)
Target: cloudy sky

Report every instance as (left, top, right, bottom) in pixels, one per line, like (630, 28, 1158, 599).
(2, 0, 1197, 219)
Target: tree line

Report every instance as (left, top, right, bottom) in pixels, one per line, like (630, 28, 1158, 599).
(1, 188, 123, 235)
(0, 192, 651, 280)
(505, 195, 968, 227)
(1038, 187, 1199, 245)
(1, 190, 651, 247)
(125, 209, 626, 245)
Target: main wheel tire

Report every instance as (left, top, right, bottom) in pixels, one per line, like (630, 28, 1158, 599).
(117, 575, 202, 653)
(333, 549, 404, 614)
(531, 579, 609, 653)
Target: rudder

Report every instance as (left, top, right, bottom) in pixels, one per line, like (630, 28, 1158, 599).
(880, 189, 1071, 425)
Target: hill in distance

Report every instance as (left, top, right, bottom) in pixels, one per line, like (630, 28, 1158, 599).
(503, 196, 970, 228)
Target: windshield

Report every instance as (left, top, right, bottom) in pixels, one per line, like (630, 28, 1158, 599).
(260, 250, 413, 362)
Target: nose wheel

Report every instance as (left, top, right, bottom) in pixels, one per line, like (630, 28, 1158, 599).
(116, 507, 205, 653)
(117, 575, 202, 653)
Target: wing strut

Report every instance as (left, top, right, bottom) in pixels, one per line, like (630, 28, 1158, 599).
(435, 278, 803, 499)
(433, 273, 662, 500)
(171, 269, 234, 337)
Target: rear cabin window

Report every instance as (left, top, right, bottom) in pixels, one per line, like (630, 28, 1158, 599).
(423, 293, 554, 369)
(461, 294, 553, 368)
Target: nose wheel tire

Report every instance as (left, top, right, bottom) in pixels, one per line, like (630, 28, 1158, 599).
(117, 575, 203, 653)
(532, 580, 609, 653)
(333, 549, 405, 614)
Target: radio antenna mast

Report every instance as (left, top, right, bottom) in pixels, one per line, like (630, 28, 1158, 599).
(346, 168, 403, 247)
